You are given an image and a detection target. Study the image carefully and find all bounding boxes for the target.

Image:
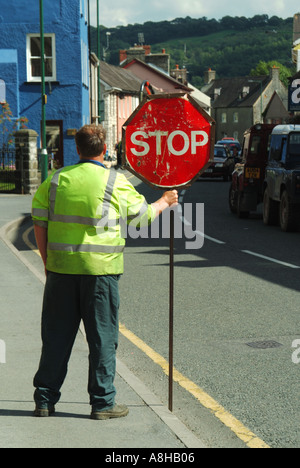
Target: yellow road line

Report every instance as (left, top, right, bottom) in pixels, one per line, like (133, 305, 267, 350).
(23, 226, 41, 257)
(119, 323, 270, 449)
(24, 225, 270, 449)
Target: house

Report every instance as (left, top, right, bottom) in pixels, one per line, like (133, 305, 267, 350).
(120, 45, 211, 113)
(202, 67, 289, 141)
(99, 61, 142, 157)
(293, 13, 300, 71)
(0, 0, 93, 167)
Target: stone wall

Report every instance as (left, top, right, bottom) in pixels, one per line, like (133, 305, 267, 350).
(14, 129, 39, 195)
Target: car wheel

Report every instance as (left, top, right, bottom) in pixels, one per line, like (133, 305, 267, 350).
(263, 189, 279, 226)
(237, 193, 249, 219)
(280, 191, 297, 232)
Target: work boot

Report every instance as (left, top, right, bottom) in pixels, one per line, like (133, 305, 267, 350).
(34, 406, 55, 417)
(90, 404, 129, 420)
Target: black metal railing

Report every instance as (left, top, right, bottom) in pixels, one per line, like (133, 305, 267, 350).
(0, 146, 17, 193)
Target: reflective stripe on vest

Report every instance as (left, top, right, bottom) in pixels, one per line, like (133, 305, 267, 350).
(49, 168, 117, 224)
(32, 208, 49, 219)
(32, 168, 150, 228)
(48, 242, 124, 254)
(47, 167, 124, 253)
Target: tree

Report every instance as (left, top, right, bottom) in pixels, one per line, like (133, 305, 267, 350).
(250, 60, 295, 87)
(0, 102, 28, 148)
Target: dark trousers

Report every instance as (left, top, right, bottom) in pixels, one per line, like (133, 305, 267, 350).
(33, 272, 120, 412)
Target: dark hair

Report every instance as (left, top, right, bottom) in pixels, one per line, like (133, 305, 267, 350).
(75, 124, 107, 158)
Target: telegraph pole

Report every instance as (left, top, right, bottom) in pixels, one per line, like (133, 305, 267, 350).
(39, 0, 48, 182)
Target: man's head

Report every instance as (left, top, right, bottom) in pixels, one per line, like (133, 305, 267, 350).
(75, 124, 107, 159)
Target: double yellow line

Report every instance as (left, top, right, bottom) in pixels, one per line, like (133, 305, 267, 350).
(24, 225, 270, 449)
(119, 324, 269, 449)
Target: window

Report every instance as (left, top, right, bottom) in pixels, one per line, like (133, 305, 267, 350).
(233, 112, 239, 123)
(270, 135, 285, 161)
(0, 80, 5, 103)
(80, 0, 89, 22)
(84, 0, 88, 23)
(221, 112, 227, 124)
(81, 40, 88, 87)
(289, 133, 300, 160)
(250, 136, 261, 155)
(27, 34, 56, 82)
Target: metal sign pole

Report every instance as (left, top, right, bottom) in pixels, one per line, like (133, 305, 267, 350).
(122, 94, 215, 413)
(39, 0, 48, 183)
(169, 208, 175, 412)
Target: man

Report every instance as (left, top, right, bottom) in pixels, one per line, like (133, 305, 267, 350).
(32, 124, 178, 420)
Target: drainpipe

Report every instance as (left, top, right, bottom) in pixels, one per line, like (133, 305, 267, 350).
(97, 0, 101, 123)
(39, 0, 48, 181)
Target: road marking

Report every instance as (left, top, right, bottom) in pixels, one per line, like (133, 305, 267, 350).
(179, 190, 226, 245)
(241, 250, 300, 269)
(119, 323, 270, 449)
(24, 223, 277, 448)
(23, 226, 41, 257)
(203, 233, 226, 245)
(25, 225, 269, 448)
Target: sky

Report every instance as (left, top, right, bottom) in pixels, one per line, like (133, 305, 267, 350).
(90, 0, 300, 28)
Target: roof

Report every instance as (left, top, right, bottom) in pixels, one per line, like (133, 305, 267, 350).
(187, 83, 211, 110)
(290, 70, 300, 81)
(271, 124, 300, 135)
(122, 58, 191, 92)
(100, 61, 142, 94)
(203, 76, 270, 109)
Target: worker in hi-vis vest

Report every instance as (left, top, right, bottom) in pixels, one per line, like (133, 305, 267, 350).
(31, 124, 178, 420)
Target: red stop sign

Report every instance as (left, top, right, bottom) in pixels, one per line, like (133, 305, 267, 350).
(122, 94, 215, 189)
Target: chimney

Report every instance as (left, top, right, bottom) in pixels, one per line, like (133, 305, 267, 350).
(119, 50, 127, 64)
(170, 65, 188, 85)
(146, 50, 170, 74)
(204, 68, 216, 85)
(143, 45, 151, 56)
(294, 13, 300, 43)
(270, 65, 280, 87)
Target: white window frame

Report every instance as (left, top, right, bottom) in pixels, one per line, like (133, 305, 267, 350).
(84, 0, 88, 23)
(0, 80, 6, 103)
(221, 112, 227, 124)
(26, 33, 56, 82)
(81, 40, 89, 87)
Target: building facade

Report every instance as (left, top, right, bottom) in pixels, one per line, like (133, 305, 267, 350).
(99, 61, 142, 158)
(0, 0, 91, 167)
(202, 67, 289, 141)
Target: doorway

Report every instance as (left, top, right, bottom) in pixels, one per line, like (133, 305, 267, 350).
(45, 120, 64, 168)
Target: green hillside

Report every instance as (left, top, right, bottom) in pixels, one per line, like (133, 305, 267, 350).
(91, 15, 296, 86)
(152, 27, 294, 87)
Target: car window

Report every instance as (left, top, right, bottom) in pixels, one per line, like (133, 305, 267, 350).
(250, 136, 261, 154)
(289, 133, 300, 155)
(214, 147, 226, 158)
(270, 135, 283, 161)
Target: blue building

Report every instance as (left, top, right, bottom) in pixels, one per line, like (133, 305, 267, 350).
(0, 0, 91, 167)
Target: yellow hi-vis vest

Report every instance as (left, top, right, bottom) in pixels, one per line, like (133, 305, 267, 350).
(32, 162, 156, 275)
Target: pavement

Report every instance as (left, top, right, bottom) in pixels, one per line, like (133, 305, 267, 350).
(0, 194, 206, 449)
